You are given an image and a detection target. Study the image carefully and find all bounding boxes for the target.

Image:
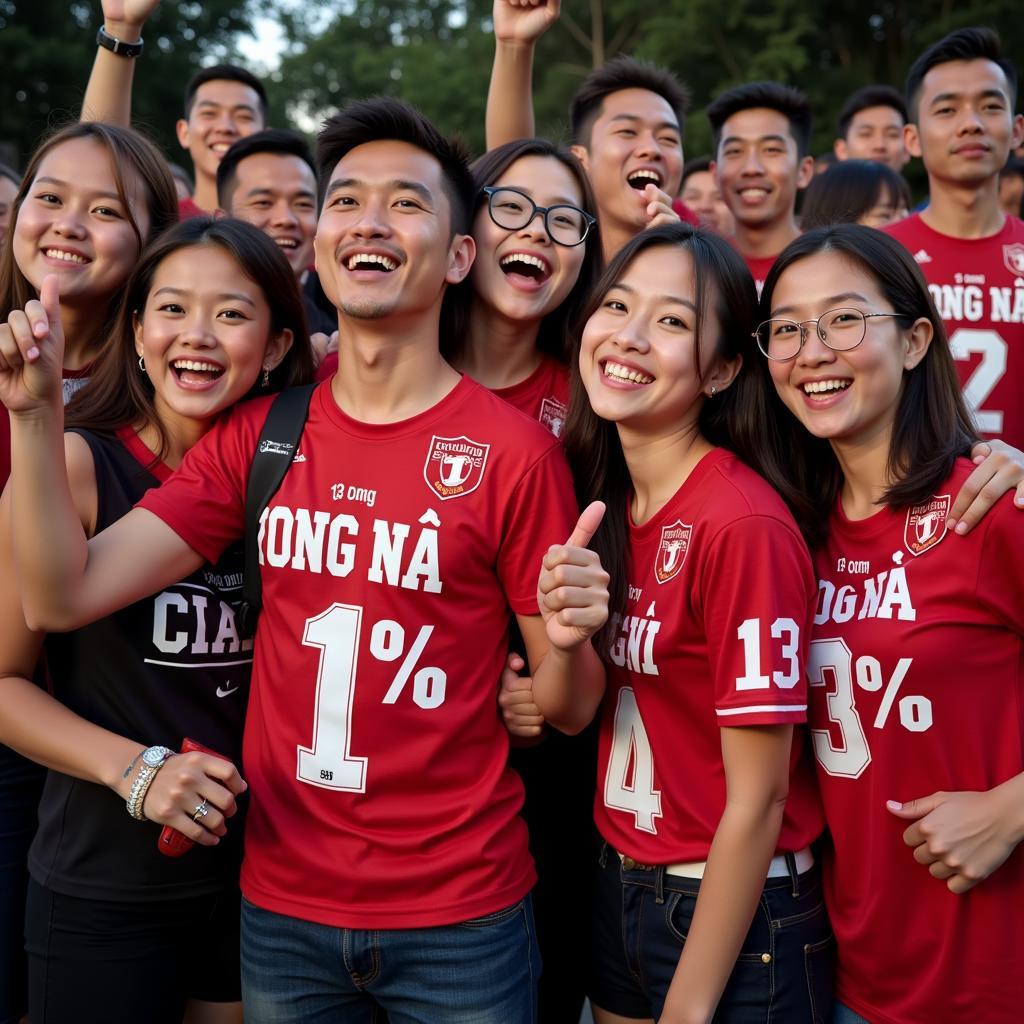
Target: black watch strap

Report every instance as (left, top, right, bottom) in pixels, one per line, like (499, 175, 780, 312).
(96, 25, 144, 58)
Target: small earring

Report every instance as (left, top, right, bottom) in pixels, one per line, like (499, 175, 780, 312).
(262, 365, 270, 388)
(709, 384, 717, 397)
(138, 355, 146, 372)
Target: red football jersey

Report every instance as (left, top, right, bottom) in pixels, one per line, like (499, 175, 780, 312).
(885, 214, 1024, 448)
(742, 253, 778, 299)
(810, 459, 1024, 1024)
(138, 377, 578, 928)
(594, 449, 824, 863)
(491, 354, 570, 438)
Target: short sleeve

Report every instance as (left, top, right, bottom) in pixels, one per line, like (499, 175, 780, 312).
(700, 515, 815, 726)
(136, 402, 263, 564)
(497, 444, 578, 614)
(974, 499, 1024, 633)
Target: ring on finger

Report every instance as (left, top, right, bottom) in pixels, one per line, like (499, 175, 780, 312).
(192, 799, 209, 823)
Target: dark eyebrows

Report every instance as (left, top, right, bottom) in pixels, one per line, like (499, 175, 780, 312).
(324, 177, 435, 203)
(245, 186, 316, 200)
(770, 292, 873, 317)
(607, 281, 697, 312)
(195, 99, 259, 114)
(33, 176, 122, 202)
(608, 113, 681, 133)
(152, 286, 256, 307)
(929, 88, 1007, 106)
(721, 133, 789, 148)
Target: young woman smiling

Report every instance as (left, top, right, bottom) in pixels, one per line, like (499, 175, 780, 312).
(445, 137, 602, 437)
(564, 224, 830, 1024)
(0, 217, 311, 1023)
(759, 224, 1024, 1024)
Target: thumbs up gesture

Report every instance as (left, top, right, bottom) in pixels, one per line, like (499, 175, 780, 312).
(537, 500, 610, 651)
(0, 275, 66, 414)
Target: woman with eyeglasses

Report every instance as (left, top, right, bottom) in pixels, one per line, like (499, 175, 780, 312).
(757, 224, 1024, 1024)
(442, 138, 602, 439)
(441, 138, 604, 1023)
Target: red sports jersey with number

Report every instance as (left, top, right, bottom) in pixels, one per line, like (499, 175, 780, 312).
(885, 214, 1024, 448)
(810, 459, 1024, 1024)
(138, 377, 578, 928)
(491, 354, 570, 438)
(594, 449, 824, 862)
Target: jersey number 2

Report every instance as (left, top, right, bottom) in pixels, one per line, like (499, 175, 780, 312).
(950, 328, 1007, 434)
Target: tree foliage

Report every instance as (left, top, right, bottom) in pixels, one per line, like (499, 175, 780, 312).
(2, 0, 1020, 174)
(0, 0, 258, 167)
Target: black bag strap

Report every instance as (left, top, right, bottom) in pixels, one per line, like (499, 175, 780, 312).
(237, 384, 316, 638)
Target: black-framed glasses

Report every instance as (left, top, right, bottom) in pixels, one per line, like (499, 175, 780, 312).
(482, 186, 596, 247)
(754, 308, 913, 361)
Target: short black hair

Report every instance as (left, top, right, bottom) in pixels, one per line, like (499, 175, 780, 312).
(681, 156, 712, 186)
(183, 65, 268, 122)
(569, 56, 689, 148)
(905, 27, 1018, 120)
(706, 81, 813, 157)
(316, 96, 474, 236)
(837, 85, 908, 139)
(800, 160, 912, 230)
(0, 161, 19, 188)
(216, 129, 316, 208)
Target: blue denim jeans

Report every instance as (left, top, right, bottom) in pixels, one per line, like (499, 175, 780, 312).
(589, 844, 834, 1023)
(241, 896, 540, 1023)
(830, 1005, 869, 1024)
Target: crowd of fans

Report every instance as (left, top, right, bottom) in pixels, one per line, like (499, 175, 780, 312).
(1, 3, 1023, 1023)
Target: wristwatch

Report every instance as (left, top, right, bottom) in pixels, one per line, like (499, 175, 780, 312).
(96, 25, 144, 59)
(126, 745, 174, 821)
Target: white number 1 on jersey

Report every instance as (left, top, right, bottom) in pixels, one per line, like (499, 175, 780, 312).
(297, 603, 369, 791)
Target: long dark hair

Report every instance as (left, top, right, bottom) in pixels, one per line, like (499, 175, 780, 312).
(65, 218, 314, 459)
(565, 223, 774, 637)
(0, 122, 179, 357)
(441, 138, 603, 364)
(756, 224, 978, 547)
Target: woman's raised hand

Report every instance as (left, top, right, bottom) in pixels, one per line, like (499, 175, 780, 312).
(0, 275, 66, 414)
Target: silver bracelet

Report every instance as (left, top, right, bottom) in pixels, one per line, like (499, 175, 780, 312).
(125, 746, 174, 821)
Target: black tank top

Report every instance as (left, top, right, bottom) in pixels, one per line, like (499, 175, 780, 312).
(29, 429, 250, 901)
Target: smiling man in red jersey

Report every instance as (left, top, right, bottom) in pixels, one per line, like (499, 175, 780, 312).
(886, 28, 1024, 449)
(706, 81, 815, 297)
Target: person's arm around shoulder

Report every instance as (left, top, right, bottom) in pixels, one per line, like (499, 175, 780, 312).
(947, 440, 1024, 534)
(1, 276, 202, 631)
(485, 0, 560, 150)
(80, 0, 159, 124)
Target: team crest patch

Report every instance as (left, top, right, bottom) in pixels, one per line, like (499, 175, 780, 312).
(655, 520, 692, 584)
(423, 435, 490, 500)
(904, 495, 950, 557)
(1004, 243, 1024, 278)
(539, 397, 568, 438)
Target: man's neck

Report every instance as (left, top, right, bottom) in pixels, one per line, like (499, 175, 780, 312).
(330, 312, 461, 424)
(191, 169, 219, 214)
(920, 176, 1006, 239)
(600, 216, 641, 263)
(732, 214, 801, 261)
